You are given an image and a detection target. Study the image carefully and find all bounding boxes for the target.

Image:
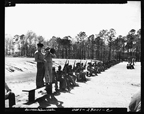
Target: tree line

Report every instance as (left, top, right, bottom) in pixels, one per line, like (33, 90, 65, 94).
(5, 28, 141, 62)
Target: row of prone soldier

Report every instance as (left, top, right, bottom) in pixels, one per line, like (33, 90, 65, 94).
(50, 59, 120, 93)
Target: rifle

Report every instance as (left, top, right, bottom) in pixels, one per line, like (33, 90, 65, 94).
(79, 60, 83, 72)
(84, 60, 87, 69)
(62, 59, 68, 71)
(67, 59, 69, 65)
(73, 60, 76, 69)
(80, 60, 82, 65)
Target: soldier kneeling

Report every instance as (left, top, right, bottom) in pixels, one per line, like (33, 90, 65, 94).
(127, 63, 134, 69)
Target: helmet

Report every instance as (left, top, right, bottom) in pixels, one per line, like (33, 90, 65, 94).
(50, 48, 56, 54)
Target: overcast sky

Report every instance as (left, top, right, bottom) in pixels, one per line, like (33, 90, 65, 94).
(5, 1, 141, 40)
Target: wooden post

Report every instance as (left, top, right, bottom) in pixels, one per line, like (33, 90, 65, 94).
(29, 90, 35, 102)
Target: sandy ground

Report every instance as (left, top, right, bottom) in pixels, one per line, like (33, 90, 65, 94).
(5, 57, 141, 110)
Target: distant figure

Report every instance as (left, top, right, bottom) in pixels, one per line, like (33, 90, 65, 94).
(128, 57, 132, 64)
(5, 82, 15, 108)
(132, 58, 135, 66)
(129, 91, 141, 112)
(34, 43, 45, 88)
(44, 47, 56, 94)
(127, 63, 134, 69)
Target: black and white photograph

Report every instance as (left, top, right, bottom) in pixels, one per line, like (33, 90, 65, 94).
(5, 1, 141, 112)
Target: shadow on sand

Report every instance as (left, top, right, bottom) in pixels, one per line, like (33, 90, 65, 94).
(23, 92, 64, 108)
(23, 77, 92, 108)
(85, 77, 91, 82)
(77, 77, 91, 83)
(37, 94, 64, 108)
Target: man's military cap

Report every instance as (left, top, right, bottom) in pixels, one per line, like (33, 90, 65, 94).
(37, 42, 44, 47)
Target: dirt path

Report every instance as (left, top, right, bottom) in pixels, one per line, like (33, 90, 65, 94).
(8, 61, 140, 109)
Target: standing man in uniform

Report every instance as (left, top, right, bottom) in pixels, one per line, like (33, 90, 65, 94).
(44, 47, 56, 94)
(34, 43, 46, 89)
